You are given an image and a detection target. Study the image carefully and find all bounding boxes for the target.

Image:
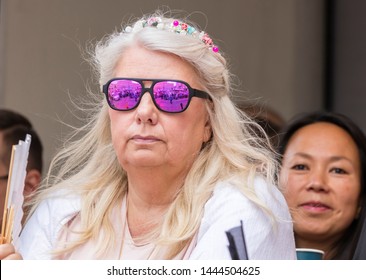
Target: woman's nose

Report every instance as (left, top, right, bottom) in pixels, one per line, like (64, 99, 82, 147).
(306, 169, 330, 192)
(135, 92, 158, 124)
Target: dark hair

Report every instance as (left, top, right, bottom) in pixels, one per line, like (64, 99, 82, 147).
(278, 111, 366, 259)
(0, 109, 43, 173)
(238, 103, 285, 149)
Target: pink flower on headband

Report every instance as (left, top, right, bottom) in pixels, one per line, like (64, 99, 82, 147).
(125, 17, 220, 53)
(201, 33, 213, 46)
(147, 17, 161, 26)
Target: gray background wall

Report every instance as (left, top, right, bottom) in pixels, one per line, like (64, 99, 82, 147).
(331, 0, 366, 127)
(0, 0, 365, 170)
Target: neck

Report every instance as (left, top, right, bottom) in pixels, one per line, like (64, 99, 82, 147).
(125, 167, 187, 238)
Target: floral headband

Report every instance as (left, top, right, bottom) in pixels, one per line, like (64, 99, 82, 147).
(124, 17, 219, 53)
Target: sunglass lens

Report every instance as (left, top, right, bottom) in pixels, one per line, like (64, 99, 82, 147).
(153, 81, 190, 112)
(107, 80, 142, 110)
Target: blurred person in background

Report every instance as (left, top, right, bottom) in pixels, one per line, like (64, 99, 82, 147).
(0, 109, 43, 230)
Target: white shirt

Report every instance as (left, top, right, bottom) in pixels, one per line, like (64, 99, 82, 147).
(18, 177, 296, 259)
(189, 178, 296, 259)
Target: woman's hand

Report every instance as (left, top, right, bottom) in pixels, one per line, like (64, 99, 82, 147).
(0, 244, 23, 259)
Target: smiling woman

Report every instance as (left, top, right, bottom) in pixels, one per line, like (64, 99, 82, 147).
(278, 111, 366, 259)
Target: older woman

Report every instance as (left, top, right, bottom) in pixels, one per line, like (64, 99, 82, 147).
(1, 11, 295, 260)
(278, 111, 366, 259)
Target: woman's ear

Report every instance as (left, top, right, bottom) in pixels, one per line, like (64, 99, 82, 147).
(203, 118, 212, 143)
(355, 206, 362, 219)
(23, 169, 41, 198)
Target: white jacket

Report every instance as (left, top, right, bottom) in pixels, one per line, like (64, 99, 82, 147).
(18, 177, 296, 259)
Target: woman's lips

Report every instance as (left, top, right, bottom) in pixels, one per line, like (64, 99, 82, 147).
(300, 201, 331, 212)
(131, 135, 161, 143)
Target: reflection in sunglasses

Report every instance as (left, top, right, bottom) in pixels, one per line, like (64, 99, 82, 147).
(103, 78, 210, 113)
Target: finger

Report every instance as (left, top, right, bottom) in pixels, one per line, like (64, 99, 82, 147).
(4, 252, 23, 260)
(0, 244, 16, 259)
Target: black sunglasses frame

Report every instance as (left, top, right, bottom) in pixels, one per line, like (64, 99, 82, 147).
(102, 78, 211, 113)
